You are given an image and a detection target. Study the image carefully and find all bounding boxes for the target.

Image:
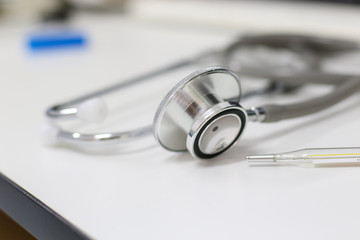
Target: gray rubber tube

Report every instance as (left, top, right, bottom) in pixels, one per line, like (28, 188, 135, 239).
(261, 77, 360, 122)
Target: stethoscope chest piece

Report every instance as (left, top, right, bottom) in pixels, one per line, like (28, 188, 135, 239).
(153, 67, 247, 159)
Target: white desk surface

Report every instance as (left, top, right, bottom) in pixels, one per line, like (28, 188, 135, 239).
(2, 1, 360, 239)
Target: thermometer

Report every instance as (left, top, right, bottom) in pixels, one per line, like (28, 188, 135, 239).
(247, 147, 360, 167)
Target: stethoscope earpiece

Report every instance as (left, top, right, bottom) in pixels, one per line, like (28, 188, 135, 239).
(153, 67, 247, 159)
(76, 98, 108, 123)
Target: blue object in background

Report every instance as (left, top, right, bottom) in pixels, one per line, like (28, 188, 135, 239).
(27, 30, 87, 51)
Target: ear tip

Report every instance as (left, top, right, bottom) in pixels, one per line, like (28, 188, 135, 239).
(40, 121, 60, 146)
(76, 98, 108, 123)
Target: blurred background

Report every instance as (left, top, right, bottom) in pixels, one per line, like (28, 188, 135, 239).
(2, 0, 360, 179)
(1, 0, 360, 29)
(1, 1, 360, 172)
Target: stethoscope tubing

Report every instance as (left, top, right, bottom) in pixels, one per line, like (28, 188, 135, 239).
(45, 34, 360, 147)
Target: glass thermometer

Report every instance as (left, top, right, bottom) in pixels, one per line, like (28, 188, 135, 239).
(247, 147, 360, 167)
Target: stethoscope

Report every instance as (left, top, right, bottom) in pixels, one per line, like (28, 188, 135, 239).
(43, 34, 360, 159)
